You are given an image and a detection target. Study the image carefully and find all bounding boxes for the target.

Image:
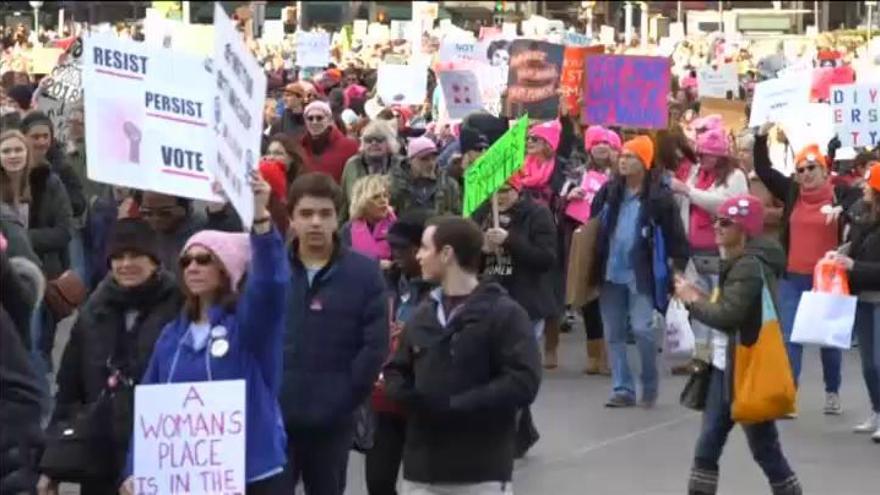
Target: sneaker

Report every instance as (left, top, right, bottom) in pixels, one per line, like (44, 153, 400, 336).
(824, 392, 842, 415)
(873, 428, 880, 444)
(640, 396, 657, 409)
(854, 412, 879, 433)
(605, 393, 636, 408)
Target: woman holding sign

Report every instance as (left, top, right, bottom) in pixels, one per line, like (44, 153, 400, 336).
(120, 171, 291, 495)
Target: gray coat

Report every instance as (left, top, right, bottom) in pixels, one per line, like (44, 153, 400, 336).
(28, 167, 73, 279)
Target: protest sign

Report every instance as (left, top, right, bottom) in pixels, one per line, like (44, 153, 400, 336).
(583, 55, 669, 129)
(367, 23, 391, 43)
(439, 40, 482, 64)
(599, 26, 615, 45)
(296, 32, 331, 68)
(213, 3, 266, 228)
(831, 83, 880, 148)
(811, 66, 855, 102)
(502, 22, 518, 37)
(82, 33, 218, 202)
(699, 97, 747, 132)
(670, 22, 685, 41)
(780, 103, 835, 153)
(748, 76, 811, 127)
(390, 20, 411, 40)
(479, 26, 502, 41)
(438, 70, 483, 119)
(463, 115, 529, 217)
(563, 31, 591, 47)
(561, 45, 603, 116)
(505, 40, 564, 120)
(697, 63, 738, 98)
(35, 38, 83, 144)
(133, 380, 245, 495)
(31, 47, 64, 74)
(353, 20, 368, 40)
(377, 63, 428, 105)
(262, 20, 284, 44)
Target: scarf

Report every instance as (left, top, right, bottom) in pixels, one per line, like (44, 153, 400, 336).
(350, 210, 397, 261)
(677, 160, 718, 250)
(788, 182, 837, 274)
(511, 154, 556, 206)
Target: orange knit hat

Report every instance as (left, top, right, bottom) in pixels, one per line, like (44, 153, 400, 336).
(794, 143, 828, 169)
(622, 135, 655, 170)
(867, 161, 880, 193)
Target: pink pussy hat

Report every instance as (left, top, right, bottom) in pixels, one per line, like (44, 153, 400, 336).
(182, 231, 251, 293)
(717, 195, 764, 237)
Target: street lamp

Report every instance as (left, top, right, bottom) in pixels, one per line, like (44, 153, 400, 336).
(868, 1, 877, 41)
(29, 1, 43, 34)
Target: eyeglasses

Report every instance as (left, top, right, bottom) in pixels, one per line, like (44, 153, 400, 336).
(363, 136, 385, 144)
(796, 164, 819, 175)
(139, 207, 177, 219)
(179, 253, 215, 269)
(306, 115, 325, 123)
(713, 217, 735, 228)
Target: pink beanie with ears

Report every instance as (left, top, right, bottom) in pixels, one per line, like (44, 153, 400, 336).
(584, 126, 622, 151)
(528, 120, 562, 151)
(717, 195, 764, 237)
(182, 231, 251, 293)
(696, 128, 730, 157)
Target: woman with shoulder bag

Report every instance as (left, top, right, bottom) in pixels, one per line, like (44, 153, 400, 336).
(675, 194, 802, 495)
(827, 161, 880, 443)
(119, 171, 291, 495)
(38, 219, 181, 495)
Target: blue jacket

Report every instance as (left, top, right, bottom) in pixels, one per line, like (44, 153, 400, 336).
(281, 242, 388, 428)
(126, 229, 290, 482)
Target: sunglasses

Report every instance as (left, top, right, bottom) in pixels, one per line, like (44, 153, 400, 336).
(363, 136, 385, 144)
(796, 164, 819, 175)
(306, 115, 325, 123)
(179, 253, 215, 269)
(139, 207, 177, 219)
(713, 217, 735, 228)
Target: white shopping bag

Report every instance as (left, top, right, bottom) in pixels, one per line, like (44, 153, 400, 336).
(664, 299, 695, 357)
(790, 291, 856, 349)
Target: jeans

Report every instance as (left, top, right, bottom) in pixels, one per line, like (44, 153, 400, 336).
(855, 302, 880, 413)
(68, 227, 90, 289)
(693, 369, 796, 484)
(402, 481, 513, 495)
(366, 412, 406, 495)
(599, 283, 657, 401)
(286, 417, 355, 495)
(777, 273, 842, 393)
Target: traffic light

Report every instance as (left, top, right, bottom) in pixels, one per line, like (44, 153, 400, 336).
(495, 1, 507, 13)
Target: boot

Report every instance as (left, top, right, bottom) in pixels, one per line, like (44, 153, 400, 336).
(584, 339, 610, 375)
(543, 319, 560, 369)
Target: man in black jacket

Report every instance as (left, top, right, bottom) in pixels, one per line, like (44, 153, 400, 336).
(384, 216, 541, 495)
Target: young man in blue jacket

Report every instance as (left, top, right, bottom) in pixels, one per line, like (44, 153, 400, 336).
(281, 172, 388, 495)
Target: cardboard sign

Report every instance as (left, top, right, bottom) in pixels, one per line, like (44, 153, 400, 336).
(561, 45, 603, 116)
(697, 63, 738, 98)
(831, 83, 880, 148)
(438, 70, 483, 119)
(377, 63, 428, 105)
(505, 40, 564, 120)
(296, 31, 331, 68)
(780, 103, 835, 153)
(34, 38, 83, 145)
(133, 380, 245, 495)
(213, 3, 265, 228)
(439, 40, 481, 64)
(82, 33, 218, 202)
(699, 97, 747, 132)
(31, 47, 64, 74)
(599, 26, 615, 46)
(463, 115, 529, 217)
(748, 76, 811, 127)
(583, 55, 669, 129)
(565, 170, 608, 224)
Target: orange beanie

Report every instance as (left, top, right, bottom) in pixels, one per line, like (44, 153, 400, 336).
(867, 161, 880, 193)
(794, 143, 828, 169)
(622, 135, 655, 170)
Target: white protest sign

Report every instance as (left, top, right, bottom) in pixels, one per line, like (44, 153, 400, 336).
(367, 23, 391, 43)
(563, 31, 591, 47)
(133, 381, 245, 495)
(748, 75, 811, 127)
(213, 3, 265, 228)
(438, 70, 483, 119)
(780, 103, 835, 153)
(390, 20, 411, 40)
(82, 33, 218, 202)
(697, 63, 738, 98)
(831, 83, 880, 148)
(600, 25, 615, 45)
(439, 40, 481, 63)
(296, 31, 331, 68)
(353, 20, 368, 40)
(262, 20, 284, 44)
(670, 22, 685, 41)
(377, 63, 427, 105)
(502, 22, 517, 37)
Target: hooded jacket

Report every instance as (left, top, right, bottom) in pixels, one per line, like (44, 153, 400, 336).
(389, 160, 461, 216)
(126, 230, 290, 482)
(383, 282, 541, 484)
(846, 203, 880, 293)
(475, 196, 558, 320)
(51, 270, 180, 463)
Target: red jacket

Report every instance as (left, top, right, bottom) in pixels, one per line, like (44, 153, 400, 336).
(299, 127, 359, 183)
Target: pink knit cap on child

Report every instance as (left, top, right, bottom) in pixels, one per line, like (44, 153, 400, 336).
(181, 231, 251, 292)
(528, 119, 562, 151)
(716, 195, 764, 237)
(696, 128, 730, 157)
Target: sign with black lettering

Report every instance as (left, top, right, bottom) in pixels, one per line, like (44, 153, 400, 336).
(82, 33, 220, 201)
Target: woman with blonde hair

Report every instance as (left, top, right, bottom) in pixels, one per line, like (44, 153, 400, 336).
(340, 120, 403, 216)
(341, 174, 397, 271)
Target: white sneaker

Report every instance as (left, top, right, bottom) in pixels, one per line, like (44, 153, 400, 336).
(873, 428, 880, 444)
(824, 392, 842, 415)
(853, 412, 879, 433)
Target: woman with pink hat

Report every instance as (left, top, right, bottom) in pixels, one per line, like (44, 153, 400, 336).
(670, 127, 748, 363)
